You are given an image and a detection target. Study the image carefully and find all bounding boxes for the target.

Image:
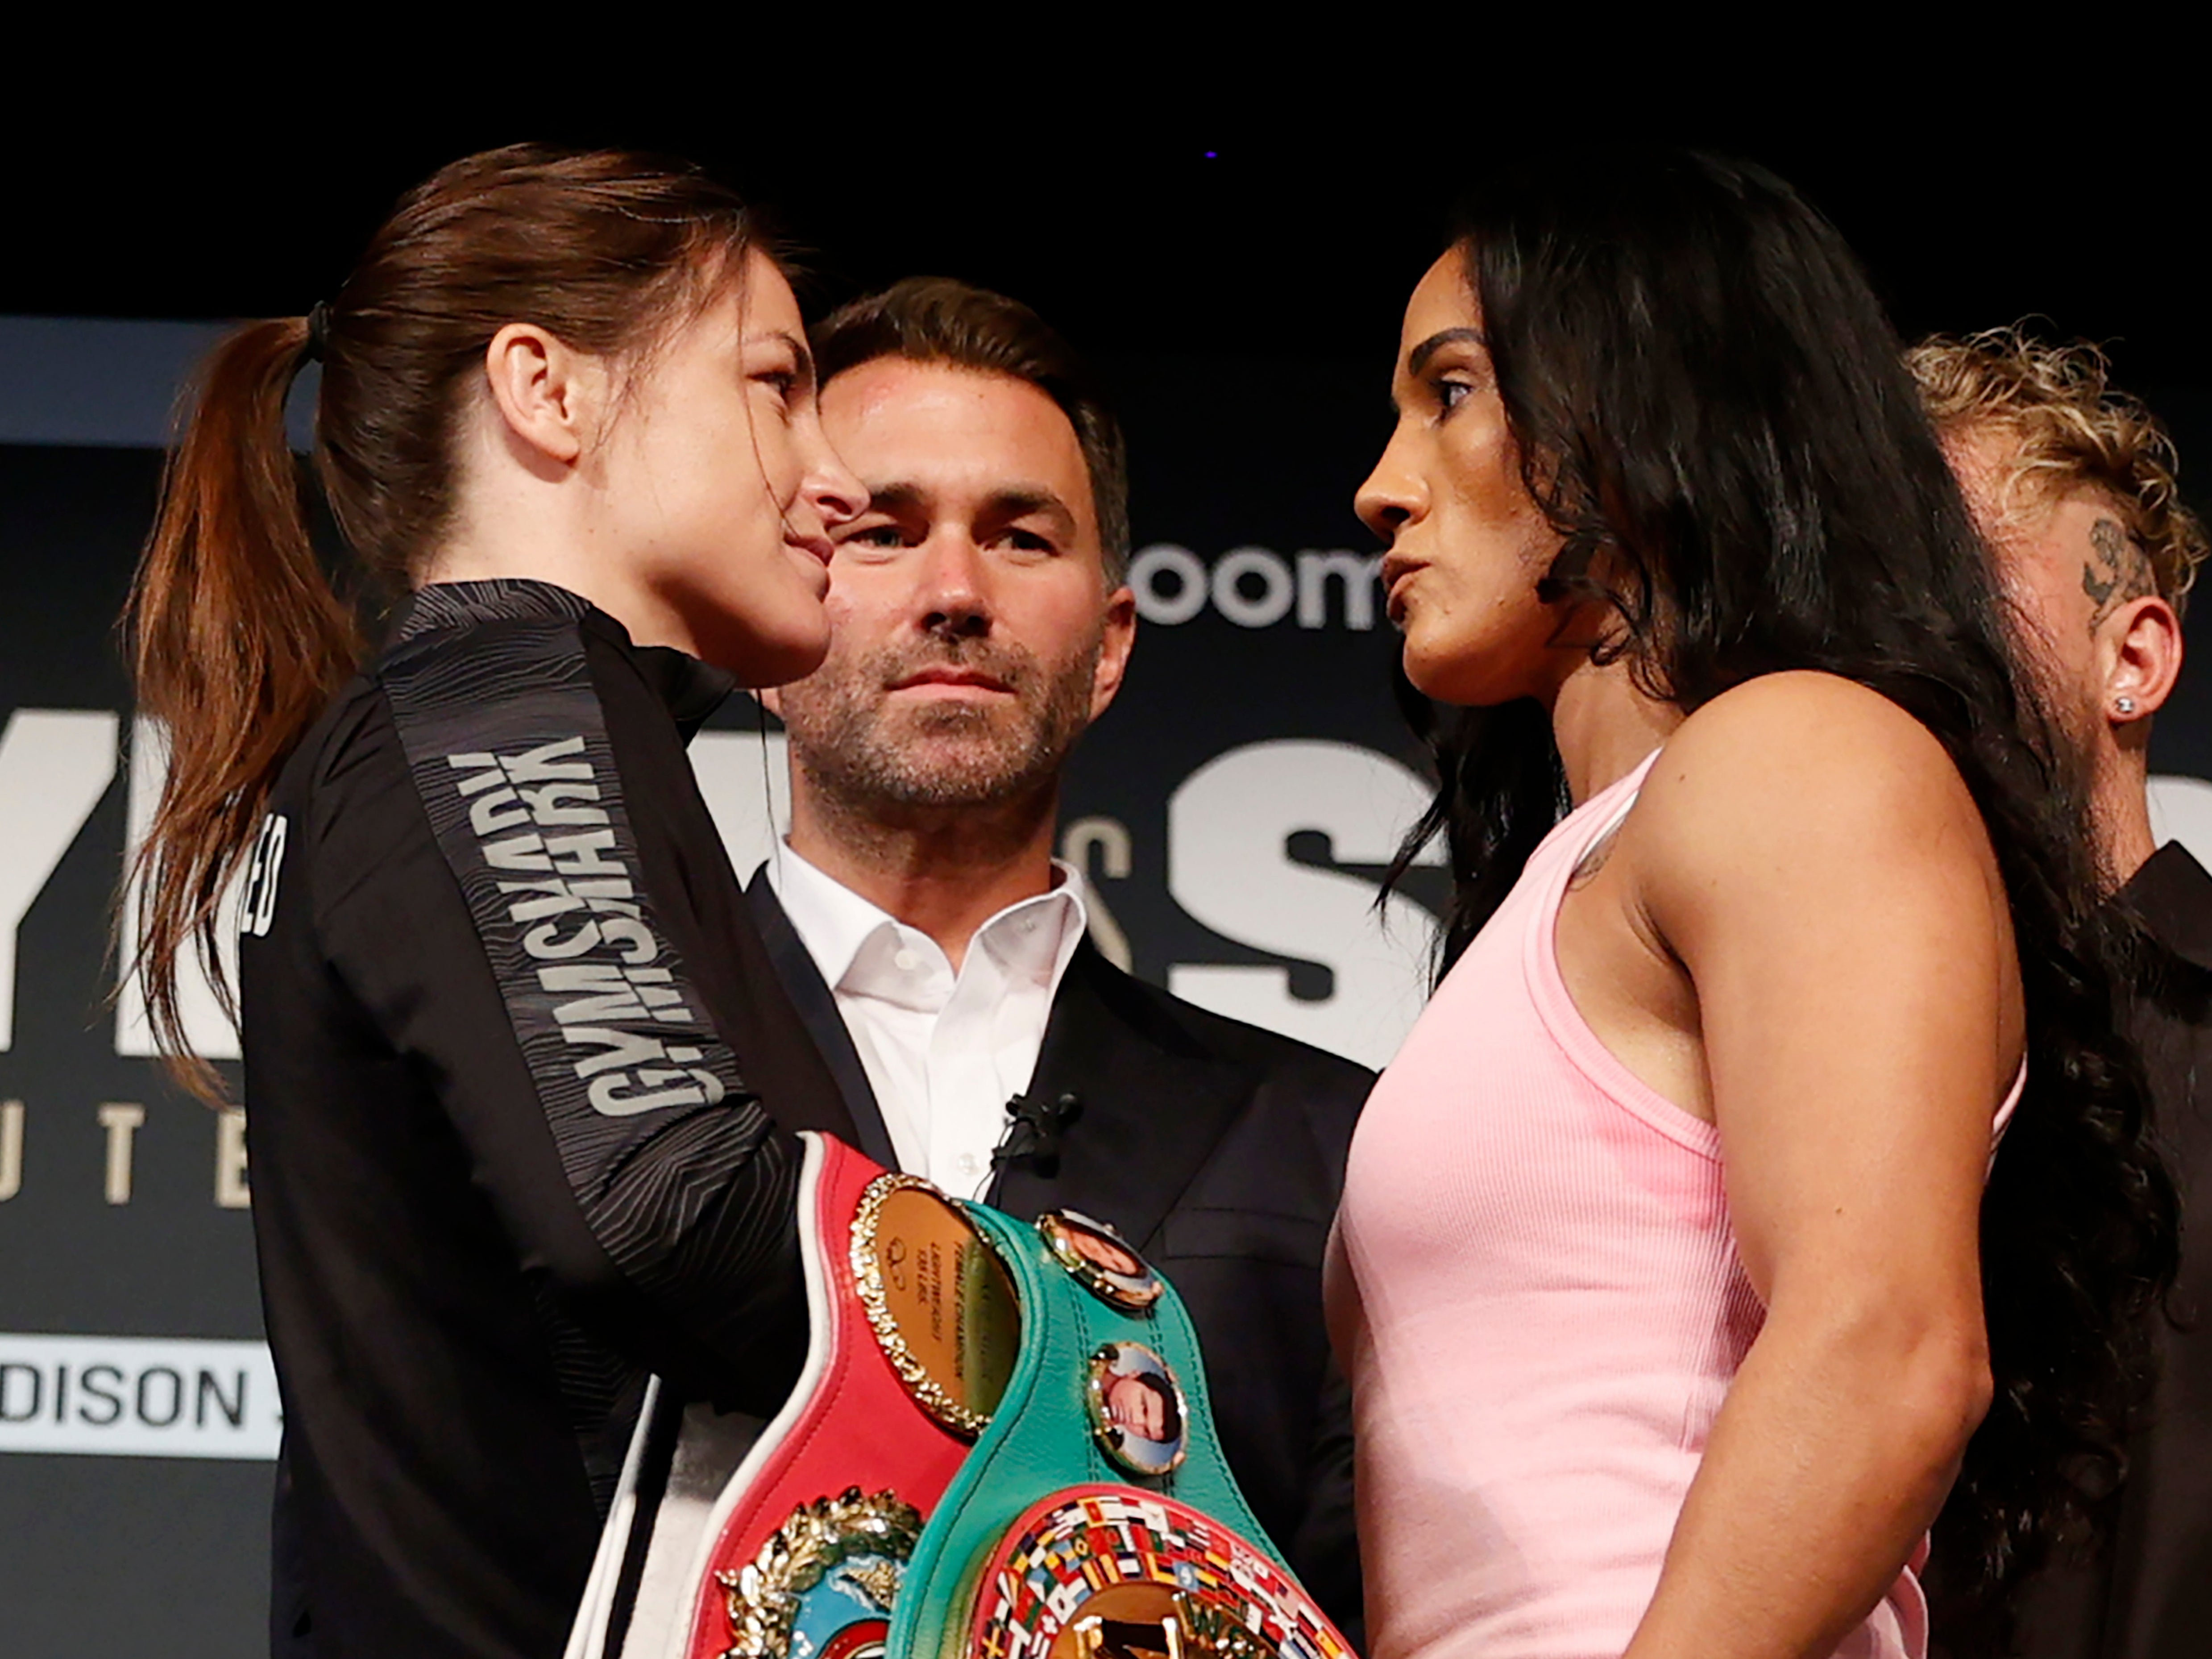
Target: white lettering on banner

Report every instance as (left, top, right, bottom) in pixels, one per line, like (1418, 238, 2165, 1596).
(1168, 740, 1444, 1070)
(1060, 817, 1136, 972)
(97, 1102, 144, 1204)
(1062, 816, 1133, 882)
(115, 716, 241, 1060)
(0, 1098, 255, 1209)
(1129, 545, 1209, 625)
(215, 1106, 250, 1209)
(1212, 547, 1296, 628)
(1296, 550, 1383, 631)
(0, 1099, 20, 1201)
(0, 708, 119, 1052)
(688, 728, 791, 885)
(0, 1334, 280, 1460)
(1130, 545, 1382, 631)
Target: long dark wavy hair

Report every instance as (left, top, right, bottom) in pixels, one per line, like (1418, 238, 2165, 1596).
(1382, 150, 2177, 1637)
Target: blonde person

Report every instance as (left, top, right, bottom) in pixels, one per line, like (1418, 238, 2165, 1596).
(1913, 327, 2212, 1659)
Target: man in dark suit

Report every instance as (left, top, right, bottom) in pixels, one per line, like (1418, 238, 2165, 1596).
(1912, 328, 2212, 1659)
(749, 276, 1371, 1636)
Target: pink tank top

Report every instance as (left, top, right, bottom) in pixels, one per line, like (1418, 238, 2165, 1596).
(1326, 750, 2019, 1659)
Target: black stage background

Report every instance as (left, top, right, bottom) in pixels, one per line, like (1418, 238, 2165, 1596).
(3, 98, 2209, 1654)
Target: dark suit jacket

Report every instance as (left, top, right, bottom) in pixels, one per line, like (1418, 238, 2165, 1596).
(1936, 842, 2212, 1659)
(746, 871, 1374, 1640)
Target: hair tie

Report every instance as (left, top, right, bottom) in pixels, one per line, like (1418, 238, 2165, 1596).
(303, 301, 332, 363)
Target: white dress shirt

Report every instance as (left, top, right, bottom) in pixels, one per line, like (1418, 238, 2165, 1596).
(766, 845, 1091, 1197)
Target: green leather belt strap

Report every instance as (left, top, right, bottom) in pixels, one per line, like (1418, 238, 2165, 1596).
(888, 1201, 1282, 1659)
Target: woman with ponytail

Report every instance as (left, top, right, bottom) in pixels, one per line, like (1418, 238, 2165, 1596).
(127, 145, 866, 1658)
(1325, 151, 2176, 1659)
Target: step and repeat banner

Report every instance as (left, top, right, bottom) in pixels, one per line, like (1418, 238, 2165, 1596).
(2, 319, 2208, 1655)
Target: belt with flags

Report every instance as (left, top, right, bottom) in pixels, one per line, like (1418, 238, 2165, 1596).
(570, 1131, 1357, 1659)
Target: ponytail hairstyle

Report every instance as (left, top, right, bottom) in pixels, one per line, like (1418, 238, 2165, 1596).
(127, 143, 772, 1102)
(1381, 150, 2177, 1639)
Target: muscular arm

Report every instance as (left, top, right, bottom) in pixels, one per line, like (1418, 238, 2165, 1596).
(1617, 675, 2015, 1659)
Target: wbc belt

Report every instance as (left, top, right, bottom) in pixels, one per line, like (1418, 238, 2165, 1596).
(891, 1202, 1357, 1659)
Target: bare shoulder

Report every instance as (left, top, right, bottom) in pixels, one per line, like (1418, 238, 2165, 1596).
(1660, 671, 1955, 784)
(1629, 671, 1991, 892)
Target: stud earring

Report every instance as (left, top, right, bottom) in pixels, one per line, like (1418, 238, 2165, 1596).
(2116, 695, 2139, 716)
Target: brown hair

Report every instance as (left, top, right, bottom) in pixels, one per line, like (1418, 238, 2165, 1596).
(812, 276, 1130, 582)
(1908, 325, 2209, 613)
(126, 143, 769, 1101)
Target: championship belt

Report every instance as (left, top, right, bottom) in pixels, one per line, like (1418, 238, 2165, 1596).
(572, 1132, 1356, 1659)
(888, 1201, 1355, 1659)
(569, 1132, 1003, 1659)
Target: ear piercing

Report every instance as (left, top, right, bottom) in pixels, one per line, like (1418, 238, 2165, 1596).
(2115, 695, 2139, 717)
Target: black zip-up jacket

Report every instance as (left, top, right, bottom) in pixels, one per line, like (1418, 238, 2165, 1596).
(241, 580, 854, 1659)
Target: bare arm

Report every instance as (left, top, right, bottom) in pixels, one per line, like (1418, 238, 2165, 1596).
(1615, 674, 2016, 1659)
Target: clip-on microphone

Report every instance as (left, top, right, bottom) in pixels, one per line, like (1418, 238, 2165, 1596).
(991, 1090, 1083, 1176)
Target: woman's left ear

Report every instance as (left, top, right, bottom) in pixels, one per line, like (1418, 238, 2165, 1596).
(482, 322, 603, 467)
(2105, 594, 2184, 724)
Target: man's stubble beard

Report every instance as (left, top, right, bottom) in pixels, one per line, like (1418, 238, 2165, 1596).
(779, 629, 1104, 817)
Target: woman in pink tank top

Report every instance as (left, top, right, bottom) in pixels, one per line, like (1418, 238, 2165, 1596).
(1325, 152, 2175, 1659)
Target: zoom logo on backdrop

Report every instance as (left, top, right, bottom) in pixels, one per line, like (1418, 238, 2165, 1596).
(1129, 544, 1385, 631)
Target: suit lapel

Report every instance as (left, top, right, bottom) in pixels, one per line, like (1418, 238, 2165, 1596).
(743, 870, 900, 1169)
(990, 944, 1251, 1253)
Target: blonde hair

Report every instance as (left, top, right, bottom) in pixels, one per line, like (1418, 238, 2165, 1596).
(1908, 325, 2208, 614)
